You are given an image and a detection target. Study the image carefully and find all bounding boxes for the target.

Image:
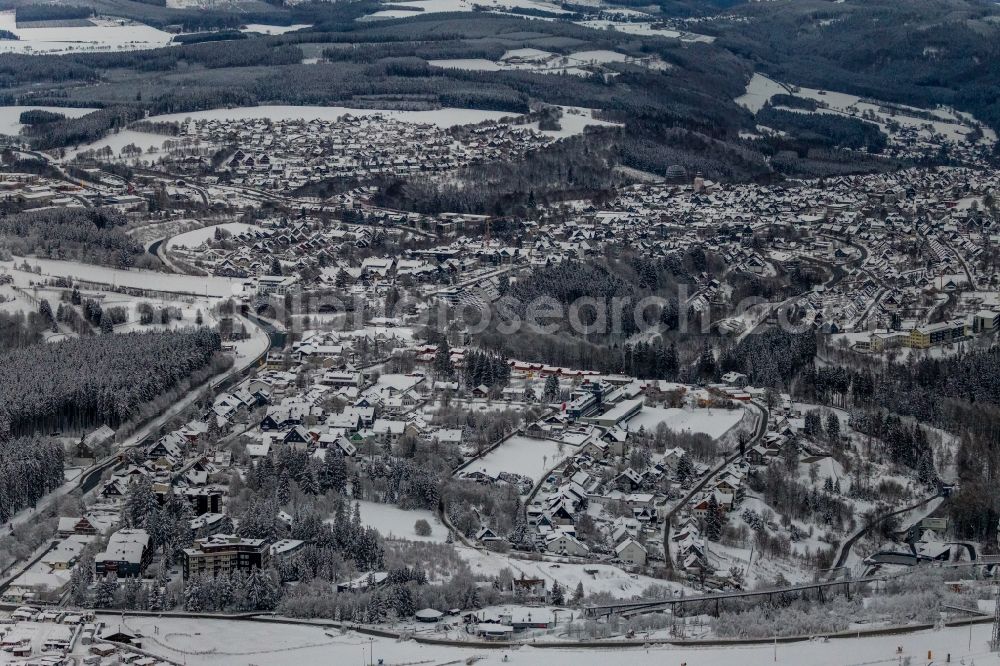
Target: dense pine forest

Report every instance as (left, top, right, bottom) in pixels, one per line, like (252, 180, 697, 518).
(0, 435, 65, 522)
(0, 328, 226, 437)
(0, 207, 146, 266)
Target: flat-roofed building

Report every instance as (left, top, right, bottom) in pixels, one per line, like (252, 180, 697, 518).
(182, 533, 269, 579)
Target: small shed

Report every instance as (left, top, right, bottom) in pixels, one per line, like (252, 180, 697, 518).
(415, 608, 443, 623)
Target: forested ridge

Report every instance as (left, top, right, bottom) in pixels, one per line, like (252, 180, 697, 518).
(710, 0, 1000, 135)
(0, 328, 224, 436)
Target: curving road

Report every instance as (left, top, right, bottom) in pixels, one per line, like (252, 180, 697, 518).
(663, 400, 768, 569)
(828, 492, 942, 578)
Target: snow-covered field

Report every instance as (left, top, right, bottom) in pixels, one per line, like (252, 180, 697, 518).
(241, 23, 312, 35)
(0, 12, 173, 54)
(346, 500, 448, 543)
(0, 105, 96, 137)
(736, 72, 996, 144)
(0, 283, 24, 314)
(464, 435, 573, 486)
(64, 129, 181, 160)
(576, 20, 714, 43)
(67, 103, 613, 160)
(626, 406, 744, 440)
(166, 222, 259, 251)
(145, 105, 517, 129)
(65, 105, 520, 158)
(429, 58, 503, 71)
(85, 614, 1000, 666)
(0, 257, 243, 298)
(361, 0, 569, 20)
(736, 73, 791, 113)
(432, 49, 664, 78)
(533, 107, 619, 139)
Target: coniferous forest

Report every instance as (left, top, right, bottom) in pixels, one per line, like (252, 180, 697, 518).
(0, 436, 65, 522)
(0, 329, 224, 437)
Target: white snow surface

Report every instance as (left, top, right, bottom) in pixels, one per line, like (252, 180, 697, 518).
(0, 257, 243, 297)
(362, 0, 569, 20)
(81, 614, 1000, 666)
(342, 500, 448, 543)
(576, 20, 715, 43)
(166, 222, 259, 251)
(465, 435, 572, 486)
(0, 106, 96, 137)
(64, 129, 181, 160)
(457, 545, 684, 598)
(625, 406, 745, 440)
(736, 73, 791, 113)
(0, 11, 173, 54)
(240, 23, 312, 35)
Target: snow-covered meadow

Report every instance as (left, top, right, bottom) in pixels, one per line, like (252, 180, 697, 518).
(0, 257, 244, 298)
(240, 23, 313, 35)
(457, 545, 686, 599)
(464, 435, 574, 488)
(344, 499, 448, 543)
(0, 106, 96, 137)
(165, 222, 260, 252)
(144, 105, 517, 129)
(735, 72, 997, 145)
(625, 406, 745, 440)
(576, 20, 715, 43)
(360, 0, 569, 20)
(0, 11, 173, 54)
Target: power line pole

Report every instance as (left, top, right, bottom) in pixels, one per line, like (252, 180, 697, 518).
(992, 579, 1000, 651)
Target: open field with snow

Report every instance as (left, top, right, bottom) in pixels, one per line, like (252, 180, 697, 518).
(432, 49, 666, 78)
(166, 222, 259, 251)
(463, 435, 572, 486)
(64, 105, 522, 159)
(83, 614, 1000, 666)
(735, 73, 791, 114)
(0, 257, 244, 297)
(241, 23, 312, 35)
(361, 0, 569, 20)
(429, 58, 503, 72)
(64, 129, 182, 160)
(0, 12, 173, 54)
(626, 406, 744, 440)
(532, 106, 619, 139)
(576, 20, 714, 43)
(0, 106, 96, 137)
(347, 500, 448, 543)
(736, 72, 996, 145)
